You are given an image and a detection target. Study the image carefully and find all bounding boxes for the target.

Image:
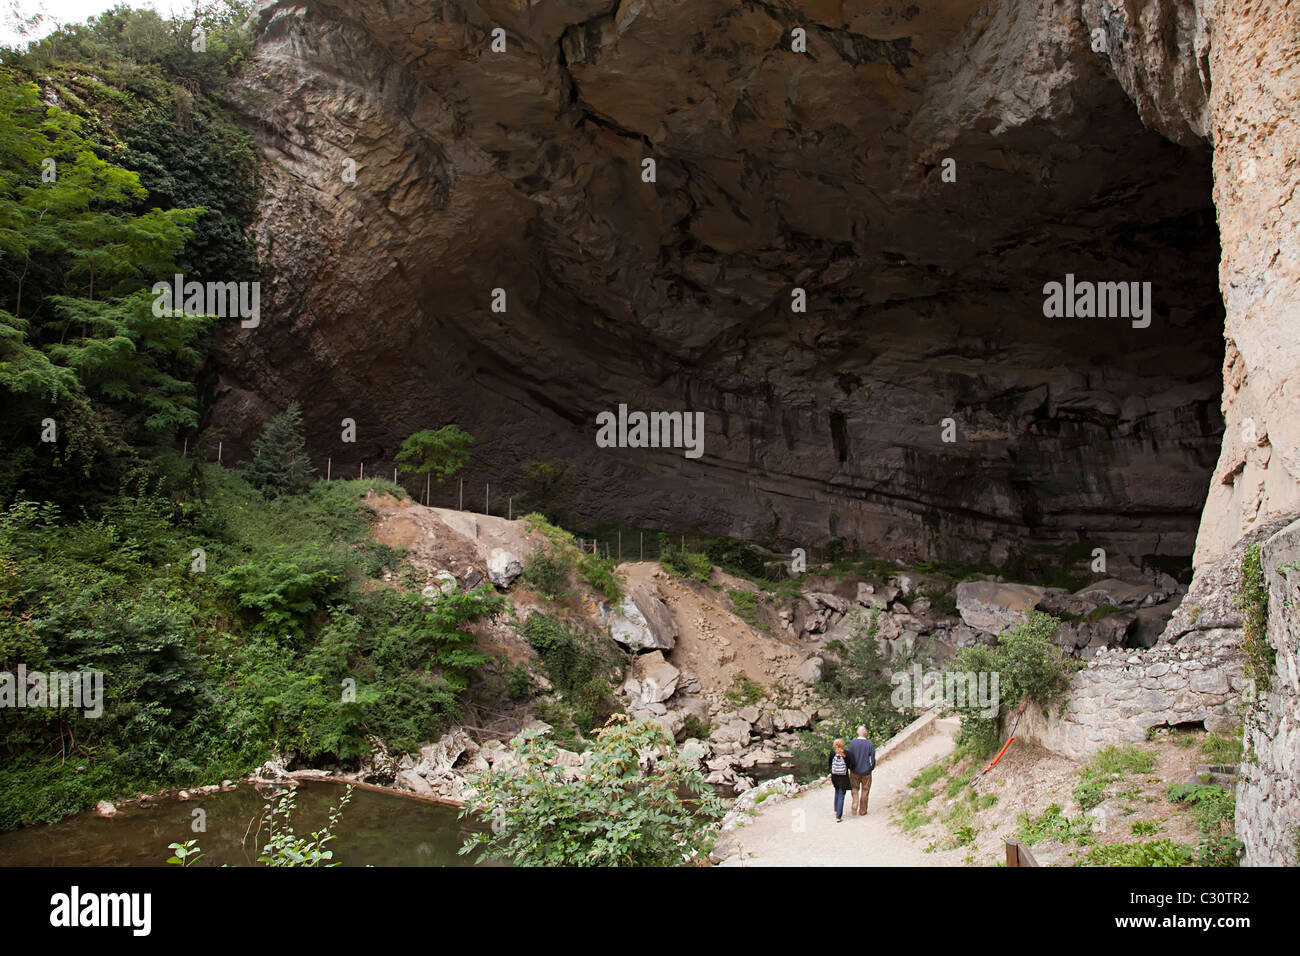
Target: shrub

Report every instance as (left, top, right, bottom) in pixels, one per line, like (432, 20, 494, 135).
(659, 535, 712, 581)
(395, 425, 473, 486)
(522, 550, 570, 600)
(725, 674, 765, 707)
(459, 717, 727, 866)
(1016, 803, 1094, 846)
(948, 612, 1078, 757)
(520, 612, 622, 734)
(681, 715, 711, 740)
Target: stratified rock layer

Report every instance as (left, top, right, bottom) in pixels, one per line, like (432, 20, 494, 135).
(215, 0, 1227, 569)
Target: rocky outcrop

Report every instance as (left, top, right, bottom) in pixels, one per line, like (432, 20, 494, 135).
(1088, 0, 1300, 571)
(214, 0, 1226, 570)
(1237, 517, 1300, 867)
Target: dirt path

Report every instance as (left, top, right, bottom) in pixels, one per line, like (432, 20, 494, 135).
(718, 719, 964, 866)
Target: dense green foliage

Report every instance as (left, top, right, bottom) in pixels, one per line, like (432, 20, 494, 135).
(0, 4, 260, 511)
(520, 611, 624, 741)
(659, 534, 712, 581)
(521, 512, 623, 602)
(0, 466, 504, 828)
(459, 717, 726, 866)
(947, 611, 1078, 756)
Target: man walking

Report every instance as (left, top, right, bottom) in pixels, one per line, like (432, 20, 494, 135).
(847, 726, 876, 816)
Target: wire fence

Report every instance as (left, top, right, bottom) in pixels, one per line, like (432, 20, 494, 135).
(183, 440, 788, 565)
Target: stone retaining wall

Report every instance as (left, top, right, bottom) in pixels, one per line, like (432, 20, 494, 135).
(1007, 637, 1245, 761)
(1237, 518, 1300, 866)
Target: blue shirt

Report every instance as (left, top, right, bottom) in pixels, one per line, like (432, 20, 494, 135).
(848, 737, 876, 775)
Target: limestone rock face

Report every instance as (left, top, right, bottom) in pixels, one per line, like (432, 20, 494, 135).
(215, 0, 1227, 568)
(1088, 0, 1300, 569)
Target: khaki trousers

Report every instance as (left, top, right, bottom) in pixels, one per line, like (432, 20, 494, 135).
(849, 772, 872, 815)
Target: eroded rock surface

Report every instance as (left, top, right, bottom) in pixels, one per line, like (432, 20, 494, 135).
(215, 0, 1228, 568)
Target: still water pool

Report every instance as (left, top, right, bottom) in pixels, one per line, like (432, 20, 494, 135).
(0, 781, 481, 867)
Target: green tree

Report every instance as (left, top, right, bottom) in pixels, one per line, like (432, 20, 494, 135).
(460, 716, 725, 866)
(395, 425, 473, 485)
(243, 403, 316, 498)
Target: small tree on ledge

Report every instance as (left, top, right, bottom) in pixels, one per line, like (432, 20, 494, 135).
(396, 424, 473, 486)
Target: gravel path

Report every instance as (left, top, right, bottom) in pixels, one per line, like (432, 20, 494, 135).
(718, 720, 962, 866)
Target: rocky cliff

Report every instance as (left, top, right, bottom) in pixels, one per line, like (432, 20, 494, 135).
(212, 0, 1241, 570)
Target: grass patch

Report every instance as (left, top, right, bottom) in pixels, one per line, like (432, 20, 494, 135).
(1016, 803, 1094, 846)
(727, 588, 770, 632)
(1074, 746, 1155, 810)
(725, 674, 766, 707)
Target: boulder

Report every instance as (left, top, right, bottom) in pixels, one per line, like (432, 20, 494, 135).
(797, 657, 824, 683)
(95, 800, 117, 817)
(633, 651, 680, 704)
(434, 570, 458, 595)
(487, 549, 523, 588)
(1073, 578, 1168, 610)
(773, 708, 812, 731)
(394, 769, 435, 795)
(955, 581, 1047, 633)
(460, 566, 484, 589)
(608, 583, 677, 651)
(857, 582, 900, 608)
(413, 727, 474, 779)
(709, 718, 753, 747)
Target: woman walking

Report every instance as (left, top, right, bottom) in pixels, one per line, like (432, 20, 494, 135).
(829, 737, 852, 822)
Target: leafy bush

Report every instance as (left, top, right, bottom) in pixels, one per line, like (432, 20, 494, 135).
(522, 549, 570, 600)
(947, 612, 1078, 757)
(520, 612, 623, 735)
(659, 535, 712, 581)
(395, 425, 473, 486)
(681, 715, 711, 740)
(459, 717, 726, 866)
(724, 674, 765, 707)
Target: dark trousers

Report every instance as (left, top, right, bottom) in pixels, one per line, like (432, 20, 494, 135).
(849, 772, 873, 815)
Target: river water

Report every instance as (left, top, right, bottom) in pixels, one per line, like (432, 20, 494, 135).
(0, 781, 479, 867)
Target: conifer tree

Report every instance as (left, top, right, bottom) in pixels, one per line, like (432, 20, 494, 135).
(244, 402, 316, 497)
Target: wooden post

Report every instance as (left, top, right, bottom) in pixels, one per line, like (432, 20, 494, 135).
(360, 461, 364, 480)
(425, 474, 430, 507)
(508, 497, 513, 521)
(217, 441, 222, 465)
(640, 532, 644, 561)
(327, 458, 331, 481)
(485, 482, 489, 515)
(182, 436, 187, 458)
(459, 478, 463, 511)
(618, 530, 621, 562)
(393, 466, 397, 484)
